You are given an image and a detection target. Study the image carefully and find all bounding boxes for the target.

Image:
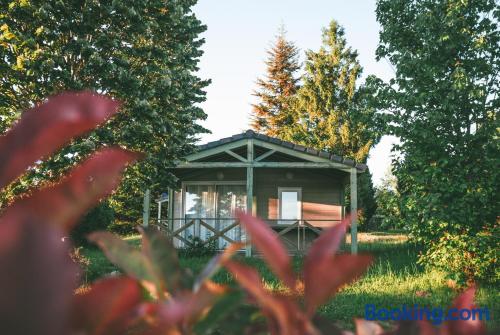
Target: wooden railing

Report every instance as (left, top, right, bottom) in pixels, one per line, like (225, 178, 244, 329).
(153, 218, 341, 252)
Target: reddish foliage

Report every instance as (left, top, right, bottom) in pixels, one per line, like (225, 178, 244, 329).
(71, 277, 143, 335)
(0, 92, 138, 335)
(234, 211, 296, 289)
(0, 91, 120, 189)
(230, 211, 373, 334)
(441, 287, 486, 335)
(0, 219, 76, 335)
(2, 148, 139, 233)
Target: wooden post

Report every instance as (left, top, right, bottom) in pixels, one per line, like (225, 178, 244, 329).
(157, 201, 162, 223)
(350, 168, 358, 254)
(142, 188, 151, 227)
(168, 188, 174, 232)
(245, 139, 254, 257)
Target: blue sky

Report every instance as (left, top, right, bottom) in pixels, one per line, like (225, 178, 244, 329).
(193, 0, 398, 186)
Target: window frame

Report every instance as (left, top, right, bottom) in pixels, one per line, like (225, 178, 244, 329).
(278, 187, 302, 224)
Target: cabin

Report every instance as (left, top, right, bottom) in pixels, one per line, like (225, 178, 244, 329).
(154, 130, 366, 255)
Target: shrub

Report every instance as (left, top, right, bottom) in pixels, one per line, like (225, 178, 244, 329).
(69, 246, 91, 284)
(108, 219, 138, 236)
(70, 201, 114, 246)
(424, 228, 499, 287)
(178, 237, 218, 258)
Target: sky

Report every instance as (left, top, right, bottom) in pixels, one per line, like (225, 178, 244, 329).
(192, 0, 399, 187)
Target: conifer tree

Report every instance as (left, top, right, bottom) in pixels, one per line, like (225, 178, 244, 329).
(251, 27, 300, 137)
(290, 20, 380, 163)
(288, 21, 381, 226)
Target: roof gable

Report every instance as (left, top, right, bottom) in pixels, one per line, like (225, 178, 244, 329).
(185, 130, 367, 172)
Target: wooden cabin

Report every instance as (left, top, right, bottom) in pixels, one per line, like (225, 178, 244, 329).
(158, 130, 366, 255)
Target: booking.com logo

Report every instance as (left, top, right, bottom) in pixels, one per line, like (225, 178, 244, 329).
(365, 304, 490, 325)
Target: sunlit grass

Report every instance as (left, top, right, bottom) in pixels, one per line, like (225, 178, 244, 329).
(82, 231, 499, 330)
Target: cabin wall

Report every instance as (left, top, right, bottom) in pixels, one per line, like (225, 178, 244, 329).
(255, 168, 345, 228)
(169, 167, 346, 230)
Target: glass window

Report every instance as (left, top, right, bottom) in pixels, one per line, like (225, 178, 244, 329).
(279, 188, 301, 223)
(182, 184, 246, 247)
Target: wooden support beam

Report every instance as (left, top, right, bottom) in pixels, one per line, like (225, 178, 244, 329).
(246, 139, 254, 257)
(254, 149, 276, 162)
(185, 139, 248, 161)
(225, 149, 248, 162)
(174, 161, 352, 170)
(168, 188, 174, 231)
(142, 188, 151, 227)
(350, 168, 358, 254)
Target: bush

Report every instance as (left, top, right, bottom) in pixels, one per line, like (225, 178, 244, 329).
(108, 219, 138, 236)
(178, 237, 218, 257)
(423, 227, 499, 287)
(71, 201, 114, 246)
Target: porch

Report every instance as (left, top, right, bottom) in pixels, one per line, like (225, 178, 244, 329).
(146, 130, 366, 255)
(155, 217, 333, 254)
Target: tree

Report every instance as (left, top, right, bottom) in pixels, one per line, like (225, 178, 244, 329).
(251, 26, 300, 137)
(286, 20, 381, 225)
(0, 1, 209, 222)
(376, 0, 499, 284)
(356, 167, 377, 231)
(289, 20, 381, 163)
(374, 167, 403, 230)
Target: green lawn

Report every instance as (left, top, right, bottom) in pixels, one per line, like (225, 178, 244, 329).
(81, 232, 498, 330)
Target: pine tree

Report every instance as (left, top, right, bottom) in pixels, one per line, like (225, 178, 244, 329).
(251, 27, 300, 138)
(290, 20, 380, 163)
(289, 21, 382, 226)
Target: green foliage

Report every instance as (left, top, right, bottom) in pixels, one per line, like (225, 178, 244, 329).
(288, 20, 382, 163)
(345, 168, 378, 230)
(424, 228, 499, 287)
(71, 201, 115, 246)
(375, 0, 499, 283)
(256, 21, 381, 227)
(251, 26, 300, 137)
(178, 237, 218, 257)
(0, 0, 209, 221)
(357, 168, 377, 230)
(374, 167, 404, 231)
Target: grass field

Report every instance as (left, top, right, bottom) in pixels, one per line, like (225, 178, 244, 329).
(81, 232, 498, 330)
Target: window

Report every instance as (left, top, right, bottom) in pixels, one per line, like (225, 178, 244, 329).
(278, 187, 302, 224)
(183, 183, 246, 248)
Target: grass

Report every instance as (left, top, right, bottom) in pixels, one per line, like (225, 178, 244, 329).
(81, 232, 499, 330)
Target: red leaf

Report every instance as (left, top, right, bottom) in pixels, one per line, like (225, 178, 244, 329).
(0, 91, 120, 189)
(71, 277, 142, 335)
(87, 231, 158, 289)
(225, 260, 317, 335)
(441, 287, 486, 335)
(195, 241, 244, 290)
(1, 147, 139, 232)
(235, 211, 296, 289)
(354, 318, 385, 335)
(305, 214, 350, 266)
(142, 281, 227, 334)
(304, 254, 373, 315)
(0, 220, 76, 335)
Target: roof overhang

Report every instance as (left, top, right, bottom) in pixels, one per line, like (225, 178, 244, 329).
(174, 130, 367, 173)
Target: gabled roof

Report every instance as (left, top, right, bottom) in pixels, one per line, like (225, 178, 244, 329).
(195, 130, 367, 171)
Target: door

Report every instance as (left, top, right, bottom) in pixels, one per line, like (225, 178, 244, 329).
(278, 187, 302, 224)
(184, 185, 216, 241)
(183, 183, 246, 248)
(216, 185, 246, 248)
